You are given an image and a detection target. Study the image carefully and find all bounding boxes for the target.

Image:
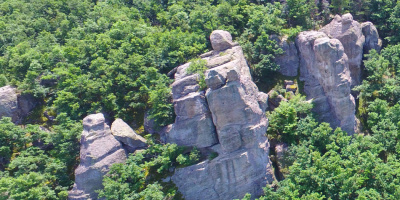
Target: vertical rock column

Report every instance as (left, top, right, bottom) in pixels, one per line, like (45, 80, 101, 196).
(296, 31, 356, 134)
(68, 113, 127, 200)
(170, 30, 275, 200)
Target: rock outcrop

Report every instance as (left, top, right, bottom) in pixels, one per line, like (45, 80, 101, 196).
(296, 31, 356, 134)
(272, 35, 300, 77)
(320, 14, 365, 88)
(272, 14, 381, 134)
(361, 22, 382, 54)
(69, 113, 127, 200)
(111, 118, 147, 152)
(0, 85, 37, 124)
(0, 86, 18, 122)
(166, 30, 275, 200)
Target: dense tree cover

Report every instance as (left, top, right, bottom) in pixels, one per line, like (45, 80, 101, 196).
(0, 116, 81, 199)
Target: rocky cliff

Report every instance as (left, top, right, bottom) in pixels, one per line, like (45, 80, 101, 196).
(275, 14, 381, 134)
(164, 30, 275, 200)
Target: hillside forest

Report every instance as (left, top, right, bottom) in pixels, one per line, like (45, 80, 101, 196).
(2, 0, 400, 199)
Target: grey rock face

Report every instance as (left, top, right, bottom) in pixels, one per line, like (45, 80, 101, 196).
(163, 73, 218, 147)
(361, 22, 382, 54)
(271, 35, 300, 77)
(111, 118, 147, 151)
(169, 30, 275, 200)
(0, 86, 18, 122)
(320, 14, 365, 88)
(0, 85, 37, 124)
(296, 31, 356, 134)
(69, 113, 127, 200)
(210, 30, 235, 51)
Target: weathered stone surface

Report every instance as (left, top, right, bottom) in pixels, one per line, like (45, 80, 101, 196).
(0, 85, 37, 124)
(210, 30, 235, 51)
(320, 14, 365, 88)
(144, 111, 156, 134)
(361, 22, 382, 54)
(162, 90, 218, 148)
(0, 86, 18, 122)
(274, 142, 289, 180)
(111, 118, 147, 151)
(172, 147, 274, 200)
(275, 142, 289, 171)
(69, 113, 127, 200)
(169, 31, 275, 200)
(271, 35, 300, 77)
(296, 31, 356, 134)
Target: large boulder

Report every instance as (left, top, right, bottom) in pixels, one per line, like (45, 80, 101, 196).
(68, 113, 127, 200)
(320, 14, 365, 88)
(210, 30, 235, 51)
(0, 86, 18, 122)
(169, 30, 275, 200)
(0, 85, 37, 124)
(296, 31, 356, 134)
(111, 118, 147, 152)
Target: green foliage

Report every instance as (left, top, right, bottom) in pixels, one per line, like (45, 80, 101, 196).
(187, 58, 208, 90)
(267, 94, 313, 144)
(98, 138, 200, 199)
(0, 116, 81, 199)
(0, 75, 7, 87)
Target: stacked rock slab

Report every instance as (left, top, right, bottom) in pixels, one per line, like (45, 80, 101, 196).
(296, 31, 356, 134)
(111, 118, 147, 152)
(166, 30, 274, 200)
(68, 113, 127, 200)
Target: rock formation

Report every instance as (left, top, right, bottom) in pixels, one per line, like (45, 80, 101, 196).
(272, 14, 381, 134)
(69, 113, 127, 200)
(320, 13, 365, 88)
(0, 86, 18, 122)
(0, 85, 37, 124)
(296, 31, 356, 134)
(164, 30, 275, 200)
(271, 35, 300, 77)
(111, 118, 147, 152)
(361, 22, 382, 54)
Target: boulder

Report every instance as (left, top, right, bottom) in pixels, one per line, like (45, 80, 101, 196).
(169, 31, 275, 200)
(0, 85, 37, 124)
(320, 13, 365, 88)
(296, 31, 356, 134)
(111, 118, 147, 151)
(210, 30, 235, 51)
(68, 113, 127, 200)
(361, 22, 382, 54)
(271, 35, 300, 77)
(0, 86, 18, 122)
